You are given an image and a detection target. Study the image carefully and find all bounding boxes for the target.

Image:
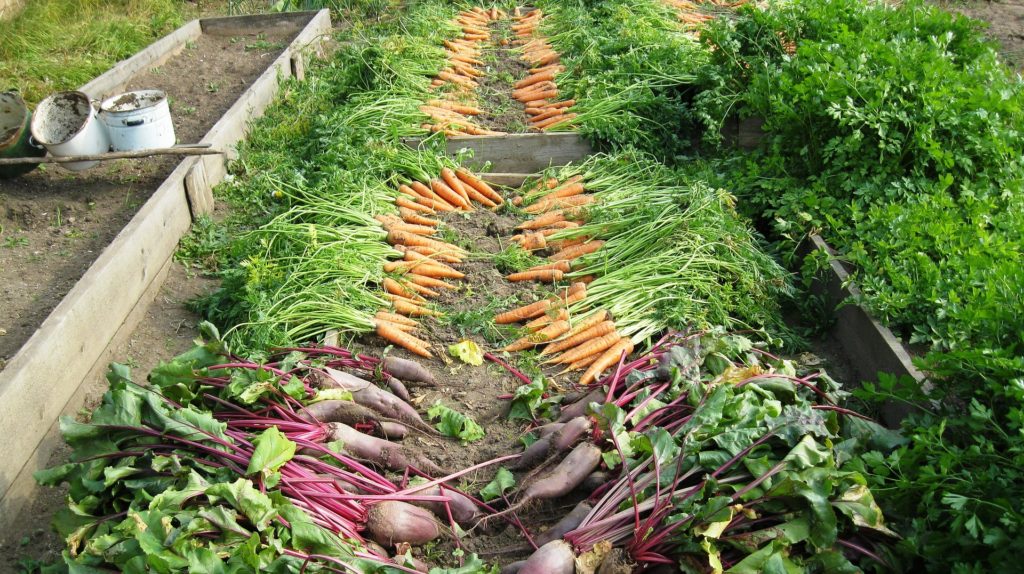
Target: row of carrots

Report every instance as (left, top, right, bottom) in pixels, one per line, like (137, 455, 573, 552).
(493, 284, 632, 385)
(372, 168, 505, 358)
(511, 8, 576, 131)
(504, 176, 602, 282)
(422, 8, 505, 136)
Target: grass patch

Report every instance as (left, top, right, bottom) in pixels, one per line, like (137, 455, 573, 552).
(0, 0, 209, 104)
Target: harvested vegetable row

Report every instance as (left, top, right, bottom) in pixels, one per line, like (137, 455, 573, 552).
(424, 7, 507, 136)
(511, 8, 576, 131)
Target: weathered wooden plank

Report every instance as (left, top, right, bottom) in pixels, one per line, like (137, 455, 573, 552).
(481, 172, 532, 187)
(805, 234, 927, 425)
(80, 20, 202, 101)
(0, 163, 193, 518)
(0, 253, 175, 526)
(405, 132, 592, 173)
(199, 11, 315, 36)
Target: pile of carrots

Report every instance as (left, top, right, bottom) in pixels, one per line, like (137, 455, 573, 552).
(505, 176, 602, 282)
(373, 167, 505, 357)
(493, 284, 631, 384)
(423, 7, 506, 136)
(665, 0, 754, 32)
(511, 8, 576, 131)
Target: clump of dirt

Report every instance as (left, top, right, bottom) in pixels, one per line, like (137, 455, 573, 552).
(475, 18, 533, 133)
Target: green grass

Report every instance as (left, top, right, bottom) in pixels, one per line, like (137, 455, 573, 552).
(0, 0, 208, 104)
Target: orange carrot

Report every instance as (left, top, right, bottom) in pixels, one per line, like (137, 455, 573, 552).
(564, 309, 609, 336)
(525, 194, 595, 214)
(516, 210, 566, 230)
(441, 167, 471, 204)
(455, 168, 504, 205)
(547, 331, 621, 366)
(383, 221, 437, 237)
(542, 322, 618, 360)
(388, 230, 467, 256)
(517, 231, 547, 251)
(384, 260, 464, 279)
(397, 244, 463, 264)
(384, 277, 426, 302)
(560, 352, 600, 374)
(375, 318, 417, 333)
(409, 181, 449, 205)
(406, 273, 458, 290)
(400, 209, 440, 227)
(560, 281, 588, 305)
(539, 114, 577, 130)
(549, 240, 605, 262)
(376, 320, 433, 358)
(514, 70, 557, 89)
(399, 279, 440, 298)
(431, 179, 472, 210)
(494, 299, 554, 324)
(523, 259, 571, 274)
(503, 320, 571, 352)
(580, 338, 635, 385)
(533, 181, 584, 203)
(375, 310, 419, 327)
(528, 108, 566, 124)
(524, 307, 569, 332)
(507, 268, 563, 282)
(403, 250, 463, 273)
(389, 296, 438, 317)
(396, 196, 436, 214)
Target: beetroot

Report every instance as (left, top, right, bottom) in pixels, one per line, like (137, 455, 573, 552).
(519, 540, 575, 574)
(386, 376, 412, 402)
(536, 500, 593, 546)
(557, 388, 604, 422)
(405, 484, 483, 525)
(324, 422, 442, 475)
(383, 356, 437, 387)
(365, 500, 442, 547)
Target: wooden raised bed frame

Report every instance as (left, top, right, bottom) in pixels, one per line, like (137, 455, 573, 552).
(0, 10, 332, 529)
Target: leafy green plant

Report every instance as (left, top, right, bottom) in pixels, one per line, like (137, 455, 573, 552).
(427, 401, 485, 443)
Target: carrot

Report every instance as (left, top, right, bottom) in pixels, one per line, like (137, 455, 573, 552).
(388, 230, 467, 257)
(431, 179, 472, 210)
(455, 168, 504, 205)
(397, 184, 423, 200)
(390, 297, 438, 317)
(375, 318, 417, 334)
(542, 322, 618, 360)
(396, 196, 435, 214)
(441, 167, 471, 204)
(560, 352, 600, 374)
(523, 259, 571, 274)
(518, 89, 558, 103)
(524, 307, 569, 332)
(528, 108, 565, 124)
(516, 210, 566, 230)
(384, 277, 426, 302)
(514, 71, 556, 90)
(504, 320, 570, 352)
(494, 299, 554, 324)
(399, 279, 440, 299)
(525, 194, 595, 214)
(507, 268, 563, 282)
(565, 309, 608, 335)
(397, 244, 463, 264)
(400, 209, 440, 227)
(548, 240, 605, 262)
(406, 273, 458, 290)
(376, 320, 432, 358)
(517, 231, 547, 251)
(523, 223, 579, 239)
(384, 260, 464, 279)
(541, 99, 575, 109)
(549, 236, 591, 252)
(580, 338, 635, 385)
(403, 250, 463, 273)
(428, 100, 481, 116)
(533, 181, 584, 203)
(383, 221, 437, 236)
(523, 98, 550, 108)
(513, 82, 557, 100)
(375, 310, 419, 327)
(539, 114, 577, 130)
(546, 331, 621, 366)
(560, 282, 588, 305)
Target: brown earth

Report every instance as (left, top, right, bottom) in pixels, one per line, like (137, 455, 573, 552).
(0, 28, 292, 366)
(934, 0, 1024, 71)
(475, 16, 533, 133)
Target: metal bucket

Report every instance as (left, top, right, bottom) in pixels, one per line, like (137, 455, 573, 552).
(0, 92, 45, 179)
(100, 90, 175, 152)
(30, 91, 110, 171)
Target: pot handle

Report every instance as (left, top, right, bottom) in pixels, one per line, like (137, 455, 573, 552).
(27, 134, 45, 150)
(125, 119, 145, 127)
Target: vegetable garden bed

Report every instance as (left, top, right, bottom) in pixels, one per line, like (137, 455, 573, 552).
(0, 9, 331, 531)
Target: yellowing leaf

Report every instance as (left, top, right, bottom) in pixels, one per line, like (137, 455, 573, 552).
(448, 339, 484, 366)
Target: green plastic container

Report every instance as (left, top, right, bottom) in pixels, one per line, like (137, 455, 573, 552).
(0, 91, 46, 179)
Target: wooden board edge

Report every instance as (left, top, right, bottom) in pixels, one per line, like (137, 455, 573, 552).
(0, 254, 176, 532)
(199, 11, 318, 35)
(0, 165, 193, 503)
